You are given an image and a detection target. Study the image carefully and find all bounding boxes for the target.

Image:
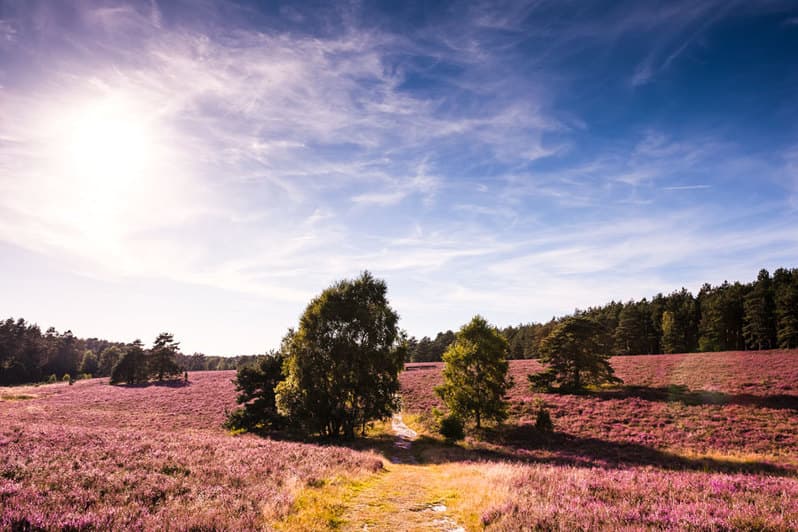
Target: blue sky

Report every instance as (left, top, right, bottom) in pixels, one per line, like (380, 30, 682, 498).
(1, 0, 797, 355)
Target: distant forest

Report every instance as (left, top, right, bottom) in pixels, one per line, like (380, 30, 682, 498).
(0, 323, 253, 386)
(3, 267, 797, 386)
(407, 267, 798, 362)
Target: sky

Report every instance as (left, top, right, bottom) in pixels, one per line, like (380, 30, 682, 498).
(1, 0, 797, 355)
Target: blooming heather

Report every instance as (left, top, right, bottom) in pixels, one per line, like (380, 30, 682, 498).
(0, 372, 382, 530)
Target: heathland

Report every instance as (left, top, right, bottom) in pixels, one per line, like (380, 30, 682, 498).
(2, 349, 797, 530)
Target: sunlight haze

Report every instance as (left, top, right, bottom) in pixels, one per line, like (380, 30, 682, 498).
(1, 0, 797, 355)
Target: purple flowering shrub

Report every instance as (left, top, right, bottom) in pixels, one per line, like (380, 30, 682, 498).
(0, 372, 382, 530)
(403, 350, 798, 529)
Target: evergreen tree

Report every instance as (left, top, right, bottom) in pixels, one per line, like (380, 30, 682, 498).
(743, 269, 777, 350)
(774, 268, 798, 348)
(226, 352, 286, 431)
(110, 340, 148, 385)
(149, 332, 181, 381)
(614, 300, 657, 355)
(530, 316, 621, 391)
(660, 289, 699, 354)
(79, 349, 98, 375)
(435, 316, 513, 429)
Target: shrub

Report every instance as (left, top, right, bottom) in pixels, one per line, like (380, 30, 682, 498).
(62, 373, 71, 382)
(534, 401, 553, 432)
(47, 374, 57, 384)
(439, 414, 465, 442)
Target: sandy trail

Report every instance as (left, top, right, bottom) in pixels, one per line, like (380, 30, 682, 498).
(339, 415, 466, 531)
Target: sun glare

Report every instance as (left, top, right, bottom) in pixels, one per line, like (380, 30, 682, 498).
(65, 98, 154, 184)
(51, 94, 161, 241)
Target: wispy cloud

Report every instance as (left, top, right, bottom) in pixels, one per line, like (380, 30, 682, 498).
(0, 0, 796, 353)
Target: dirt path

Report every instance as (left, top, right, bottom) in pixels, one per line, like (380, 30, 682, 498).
(339, 415, 467, 532)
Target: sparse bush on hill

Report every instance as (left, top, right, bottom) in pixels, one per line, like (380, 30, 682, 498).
(439, 414, 465, 442)
(275, 272, 406, 439)
(529, 316, 621, 392)
(436, 315, 513, 429)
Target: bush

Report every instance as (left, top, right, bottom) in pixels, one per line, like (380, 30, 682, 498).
(534, 402, 553, 432)
(439, 414, 465, 442)
(47, 374, 57, 384)
(528, 369, 556, 392)
(62, 374, 71, 382)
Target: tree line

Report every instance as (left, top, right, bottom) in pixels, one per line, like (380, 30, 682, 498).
(406, 267, 798, 362)
(0, 319, 247, 386)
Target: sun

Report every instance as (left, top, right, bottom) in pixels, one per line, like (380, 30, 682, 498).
(65, 97, 154, 184)
(52, 94, 160, 241)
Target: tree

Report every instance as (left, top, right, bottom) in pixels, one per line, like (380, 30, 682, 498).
(275, 272, 406, 439)
(774, 268, 798, 349)
(613, 300, 657, 355)
(110, 340, 148, 384)
(98, 346, 123, 377)
(743, 269, 777, 350)
(529, 316, 621, 391)
(149, 332, 181, 381)
(435, 316, 513, 429)
(79, 349, 98, 375)
(660, 289, 699, 354)
(226, 352, 286, 431)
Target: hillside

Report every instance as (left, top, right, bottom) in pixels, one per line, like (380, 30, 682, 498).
(2, 351, 797, 530)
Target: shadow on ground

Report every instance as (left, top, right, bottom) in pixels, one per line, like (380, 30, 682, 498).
(587, 384, 798, 411)
(326, 419, 796, 478)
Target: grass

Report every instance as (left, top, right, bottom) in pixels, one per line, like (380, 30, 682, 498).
(0, 394, 35, 401)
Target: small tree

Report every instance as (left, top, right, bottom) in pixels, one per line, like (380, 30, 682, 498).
(149, 332, 181, 381)
(98, 346, 123, 377)
(79, 349, 98, 375)
(435, 315, 513, 429)
(110, 340, 148, 384)
(226, 352, 286, 432)
(275, 272, 406, 439)
(529, 316, 621, 391)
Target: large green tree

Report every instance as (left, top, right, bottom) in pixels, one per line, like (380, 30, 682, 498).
(275, 272, 406, 439)
(613, 300, 658, 355)
(435, 316, 513, 429)
(743, 269, 777, 350)
(774, 268, 798, 349)
(530, 316, 621, 391)
(110, 340, 148, 384)
(149, 332, 181, 381)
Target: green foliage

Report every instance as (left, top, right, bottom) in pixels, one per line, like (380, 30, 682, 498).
(98, 346, 123, 377)
(533, 399, 553, 432)
(527, 368, 557, 392)
(435, 315, 513, 429)
(774, 268, 798, 349)
(613, 300, 658, 355)
(110, 340, 148, 385)
(698, 282, 747, 352)
(660, 289, 699, 354)
(47, 374, 57, 384)
(531, 316, 622, 391)
(275, 272, 406, 439)
(149, 332, 181, 381)
(79, 350, 99, 375)
(743, 270, 778, 350)
(61, 373, 71, 382)
(438, 414, 465, 442)
(226, 352, 286, 432)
